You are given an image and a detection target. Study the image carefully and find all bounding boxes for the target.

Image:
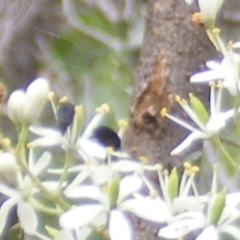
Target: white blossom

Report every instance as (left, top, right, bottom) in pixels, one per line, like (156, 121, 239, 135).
(60, 175, 170, 240)
(190, 52, 240, 96)
(0, 151, 52, 236)
(198, 0, 224, 27)
(7, 78, 49, 124)
(161, 84, 234, 155)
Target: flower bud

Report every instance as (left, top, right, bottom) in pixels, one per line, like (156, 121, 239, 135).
(0, 152, 17, 187)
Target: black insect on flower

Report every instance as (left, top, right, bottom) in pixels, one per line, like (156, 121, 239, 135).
(57, 102, 75, 134)
(92, 126, 121, 151)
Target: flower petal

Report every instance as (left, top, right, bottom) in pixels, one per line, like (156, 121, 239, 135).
(113, 160, 140, 172)
(29, 126, 60, 137)
(171, 132, 206, 155)
(31, 151, 51, 176)
(17, 201, 38, 235)
(30, 136, 62, 147)
(60, 204, 104, 229)
(78, 138, 107, 159)
(120, 198, 170, 222)
(118, 175, 142, 203)
(0, 198, 18, 235)
(196, 226, 217, 240)
(64, 185, 100, 200)
(190, 70, 223, 83)
(109, 210, 131, 240)
(55, 229, 75, 240)
(159, 218, 202, 239)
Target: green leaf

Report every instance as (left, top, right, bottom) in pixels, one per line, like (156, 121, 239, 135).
(189, 93, 209, 124)
(208, 188, 226, 225)
(108, 174, 120, 209)
(45, 225, 59, 238)
(167, 167, 179, 201)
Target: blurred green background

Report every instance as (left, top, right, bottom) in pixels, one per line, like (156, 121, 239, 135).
(0, 0, 147, 127)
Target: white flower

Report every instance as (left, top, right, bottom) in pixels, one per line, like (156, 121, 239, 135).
(158, 211, 205, 239)
(60, 175, 170, 240)
(198, 0, 223, 27)
(29, 104, 110, 159)
(7, 78, 49, 124)
(190, 52, 240, 96)
(0, 151, 52, 236)
(158, 169, 240, 240)
(55, 229, 75, 240)
(161, 84, 234, 155)
(196, 226, 218, 240)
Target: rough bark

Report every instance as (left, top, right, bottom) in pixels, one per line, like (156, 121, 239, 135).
(126, 1, 217, 239)
(126, 0, 240, 239)
(126, 0, 217, 169)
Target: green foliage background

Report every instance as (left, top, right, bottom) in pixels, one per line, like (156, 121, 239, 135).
(0, 0, 146, 129)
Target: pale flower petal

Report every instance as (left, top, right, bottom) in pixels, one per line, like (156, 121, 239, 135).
(30, 126, 60, 136)
(42, 181, 61, 192)
(55, 229, 75, 240)
(120, 198, 170, 222)
(30, 151, 51, 176)
(60, 204, 104, 229)
(78, 138, 107, 159)
(0, 152, 17, 187)
(159, 218, 202, 239)
(226, 192, 240, 207)
(118, 175, 142, 203)
(17, 201, 38, 234)
(109, 210, 131, 240)
(171, 131, 206, 155)
(24, 78, 49, 123)
(190, 69, 223, 83)
(196, 226, 218, 240)
(0, 184, 20, 198)
(7, 90, 27, 124)
(113, 160, 140, 172)
(0, 198, 18, 235)
(64, 185, 100, 200)
(26, 78, 49, 101)
(198, 0, 223, 24)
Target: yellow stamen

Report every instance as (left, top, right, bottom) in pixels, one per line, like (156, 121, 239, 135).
(106, 147, 114, 154)
(149, 189, 158, 197)
(191, 166, 200, 173)
(139, 156, 149, 164)
(213, 28, 221, 34)
(154, 163, 162, 171)
(160, 108, 167, 117)
(1, 138, 11, 148)
(216, 81, 223, 88)
(59, 96, 68, 104)
(27, 142, 36, 149)
(226, 41, 233, 51)
(118, 120, 128, 130)
(183, 161, 192, 169)
(47, 91, 55, 100)
(209, 81, 216, 88)
(175, 95, 181, 103)
(163, 169, 169, 176)
(74, 105, 83, 113)
(95, 103, 110, 113)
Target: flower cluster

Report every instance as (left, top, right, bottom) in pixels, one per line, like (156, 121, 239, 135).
(162, 0, 240, 177)
(0, 1, 239, 240)
(0, 77, 237, 240)
(0, 75, 240, 240)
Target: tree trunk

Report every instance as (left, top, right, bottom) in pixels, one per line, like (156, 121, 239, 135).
(126, 0, 218, 239)
(126, 0, 218, 169)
